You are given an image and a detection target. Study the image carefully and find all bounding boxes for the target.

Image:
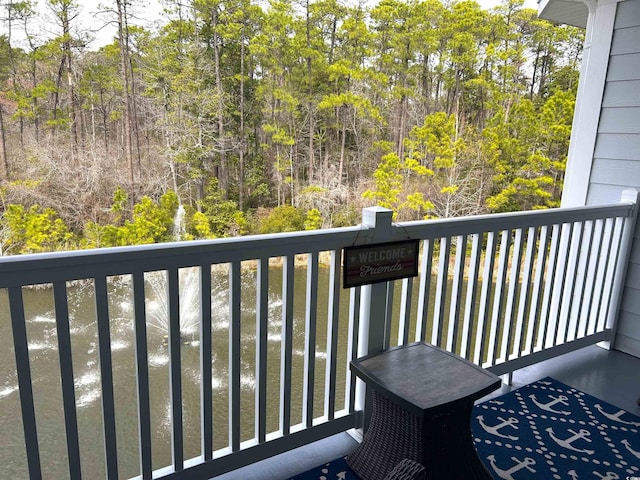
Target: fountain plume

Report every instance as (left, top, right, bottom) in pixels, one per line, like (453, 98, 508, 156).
(145, 267, 201, 338)
(173, 204, 186, 241)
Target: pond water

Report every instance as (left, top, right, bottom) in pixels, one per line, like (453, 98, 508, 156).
(0, 265, 361, 479)
(0, 259, 497, 480)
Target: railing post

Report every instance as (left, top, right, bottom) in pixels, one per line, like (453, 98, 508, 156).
(355, 207, 393, 421)
(605, 189, 640, 349)
(357, 206, 394, 358)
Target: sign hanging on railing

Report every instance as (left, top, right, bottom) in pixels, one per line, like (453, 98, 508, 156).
(343, 239, 420, 288)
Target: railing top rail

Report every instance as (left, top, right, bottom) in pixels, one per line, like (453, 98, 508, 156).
(395, 201, 635, 240)
(0, 200, 634, 288)
(0, 225, 368, 288)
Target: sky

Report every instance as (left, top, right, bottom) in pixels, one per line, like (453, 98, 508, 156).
(4, 0, 540, 50)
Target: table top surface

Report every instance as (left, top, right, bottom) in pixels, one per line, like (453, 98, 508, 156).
(351, 342, 501, 417)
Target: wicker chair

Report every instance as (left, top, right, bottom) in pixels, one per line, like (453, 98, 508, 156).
(382, 459, 426, 480)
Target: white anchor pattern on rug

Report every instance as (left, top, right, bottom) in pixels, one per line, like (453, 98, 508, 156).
(595, 404, 640, 427)
(545, 427, 595, 454)
(487, 455, 536, 479)
(593, 472, 620, 480)
(287, 458, 351, 480)
(622, 439, 640, 459)
(477, 415, 520, 440)
(530, 393, 571, 415)
(472, 377, 640, 480)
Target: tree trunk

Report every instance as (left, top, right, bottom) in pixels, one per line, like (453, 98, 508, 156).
(212, 6, 228, 199)
(30, 55, 39, 143)
(339, 107, 346, 186)
(61, 3, 79, 154)
(239, 23, 246, 210)
(306, 0, 314, 183)
(116, 0, 136, 197)
(0, 107, 9, 182)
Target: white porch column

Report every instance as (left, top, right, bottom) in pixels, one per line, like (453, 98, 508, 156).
(562, 0, 619, 207)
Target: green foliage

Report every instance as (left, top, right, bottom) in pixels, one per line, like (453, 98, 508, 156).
(317, 92, 383, 123)
(110, 186, 128, 225)
(362, 149, 435, 220)
(485, 89, 574, 212)
(363, 152, 402, 210)
(83, 191, 179, 248)
(191, 211, 213, 239)
(406, 112, 462, 169)
(331, 204, 360, 228)
(1, 204, 73, 254)
(200, 180, 244, 237)
(258, 205, 305, 234)
(0, 0, 584, 253)
(304, 208, 323, 230)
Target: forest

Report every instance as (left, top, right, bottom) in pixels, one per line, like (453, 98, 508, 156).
(0, 0, 584, 254)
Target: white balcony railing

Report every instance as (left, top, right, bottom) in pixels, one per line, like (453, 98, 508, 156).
(0, 190, 637, 480)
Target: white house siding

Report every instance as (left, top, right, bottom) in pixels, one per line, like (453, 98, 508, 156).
(587, 0, 640, 357)
(616, 224, 640, 355)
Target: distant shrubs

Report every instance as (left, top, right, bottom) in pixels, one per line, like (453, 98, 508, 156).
(256, 205, 305, 234)
(0, 187, 334, 254)
(1, 204, 73, 254)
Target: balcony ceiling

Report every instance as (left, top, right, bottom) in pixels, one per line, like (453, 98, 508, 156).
(538, 0, 589, 28)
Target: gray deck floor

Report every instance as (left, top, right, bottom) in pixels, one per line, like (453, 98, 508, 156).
(210, 345, 640, 480)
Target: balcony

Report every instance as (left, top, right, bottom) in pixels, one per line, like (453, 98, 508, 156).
(214, 344, 640, 480)
(1, 192, 639, 480)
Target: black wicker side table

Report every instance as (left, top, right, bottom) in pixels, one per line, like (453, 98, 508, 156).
(347, 342, 501, 480)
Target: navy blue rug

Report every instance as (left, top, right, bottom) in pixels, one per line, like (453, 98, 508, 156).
(472, 377, 640, 480)
(290, 377, 640, 480)
(288, 456, 355, 480)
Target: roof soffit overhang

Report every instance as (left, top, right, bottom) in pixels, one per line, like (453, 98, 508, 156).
(538, 0, 591, 28)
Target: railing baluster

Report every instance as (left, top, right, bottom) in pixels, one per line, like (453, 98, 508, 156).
(513, 227, 538, 358)
(446, 235, 467, 353)
(432, 237, 451, 347)
(94, 276, 119, 479)
(487, 230, 511, 365)
(199, 265, 213, 460)
(53, 281, 82, 479)
(575, 221, 596, 339)
(563, 222, 586, 342)
(598, 217, 625, 332)
(133, 272, 152, 480)
(383, 281, 394, 349)
(255, 258, 269, 444)
(585, 219, 606, 335)
(303, 252, 319, 428)
(539, 224, 561, 351)
(325, 250, 341, 420)
(461, 233, 481, 360)
(474, 231, 497, 366)
(591, 218, 615, 333)
(525, 226, 550, 355)
(398, 277, 413, 346)
(280, 255, 294, 436)
(167, 268, 184, 470)
(501, 228, 524, 362)
(229, 262, 242, 451)
(552, 223, 576, 345)
(9, 286, 42, 480)
(346, 287, 361, 413)
(415, 239, 433, 342)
